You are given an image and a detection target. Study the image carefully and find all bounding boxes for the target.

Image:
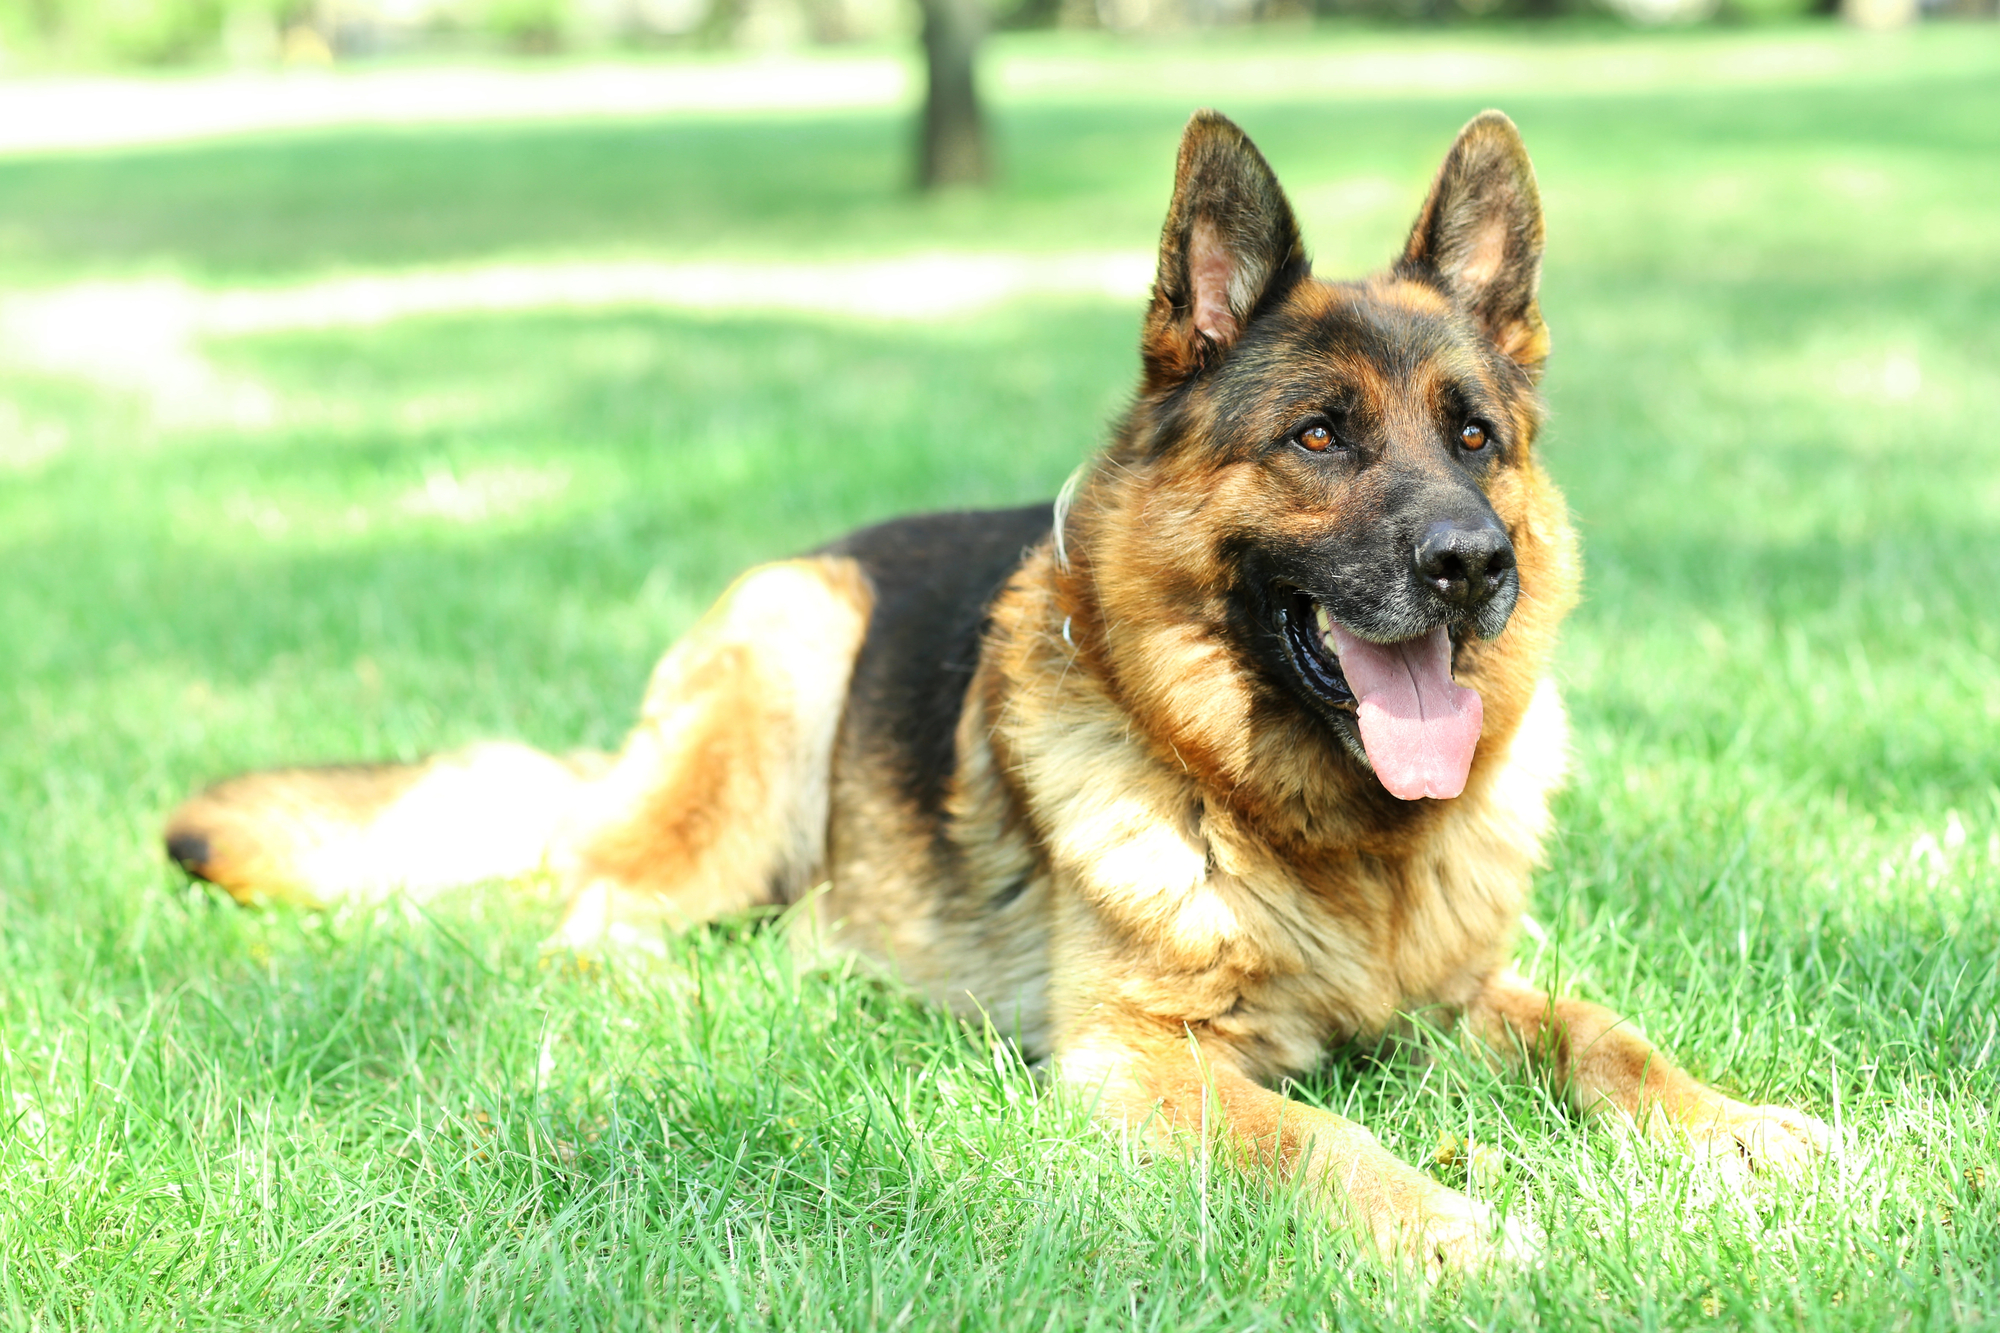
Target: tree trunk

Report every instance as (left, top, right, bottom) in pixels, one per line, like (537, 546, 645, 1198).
(916, 0, 989, 189)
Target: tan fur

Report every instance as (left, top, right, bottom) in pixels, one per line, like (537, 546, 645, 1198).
(548, 556, 873, 952)
(1466, 969, 1833, 1170)
(167, 556, 870, 937)
(1066, 1020, 1535, 1271)
(165, 743, 601, 904)
(164, 109, 1833, 1276)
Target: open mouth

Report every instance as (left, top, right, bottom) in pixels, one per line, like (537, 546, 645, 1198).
(1279, 589, 1358, 713)
(1273, 587, 1485, 802)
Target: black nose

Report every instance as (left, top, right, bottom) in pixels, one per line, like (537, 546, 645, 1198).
(1415, 519, 1515, 609)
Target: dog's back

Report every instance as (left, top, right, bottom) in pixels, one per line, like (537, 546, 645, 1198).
(162, 508, 1054, 933)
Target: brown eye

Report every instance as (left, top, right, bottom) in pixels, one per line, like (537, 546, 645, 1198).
(1460, 422, 1488, 451)
(1297, 424, 1333, 452)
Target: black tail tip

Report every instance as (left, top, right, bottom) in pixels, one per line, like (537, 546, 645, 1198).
(165, 829, 212, 878)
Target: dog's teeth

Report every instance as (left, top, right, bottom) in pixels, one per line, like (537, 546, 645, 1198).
(1312, 603, 1331, 635)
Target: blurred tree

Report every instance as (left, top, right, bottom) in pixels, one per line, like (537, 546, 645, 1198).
(915, 0, 989, 187)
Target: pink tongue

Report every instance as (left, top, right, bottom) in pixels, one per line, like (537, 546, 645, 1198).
(1327, 624, 1483, 801)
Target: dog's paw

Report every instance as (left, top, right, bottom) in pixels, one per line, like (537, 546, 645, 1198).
(1684, 1099, 1834, 1176)
(1385, 1187, 1541, 1282)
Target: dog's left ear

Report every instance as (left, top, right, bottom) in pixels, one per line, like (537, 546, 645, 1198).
(1142, 110, 1308, 390)
(1397, 111, 1548, 380)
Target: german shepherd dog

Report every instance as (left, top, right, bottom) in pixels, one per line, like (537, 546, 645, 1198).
(165, 110, 1833, 1274)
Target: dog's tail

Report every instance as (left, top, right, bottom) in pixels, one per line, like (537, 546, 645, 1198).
(164, 742, 608, 905)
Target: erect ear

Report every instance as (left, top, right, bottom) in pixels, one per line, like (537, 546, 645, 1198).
(1396, 110, 1549, 380)
(1142, 110, 1308, 390)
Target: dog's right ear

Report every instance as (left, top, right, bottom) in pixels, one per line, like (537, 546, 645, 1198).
(1142, 110, 1308, 390)
(1396, 111, 1548, 380)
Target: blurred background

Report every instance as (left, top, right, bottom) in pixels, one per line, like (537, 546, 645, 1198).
(0, 0, 1987, 77)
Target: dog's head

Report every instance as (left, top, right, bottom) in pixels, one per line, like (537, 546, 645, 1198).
(1067, 110, 1577, 807)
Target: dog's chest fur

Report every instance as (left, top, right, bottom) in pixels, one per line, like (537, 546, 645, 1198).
(820, 520, 1570, 1079)
(991, 545, 1569, 1078)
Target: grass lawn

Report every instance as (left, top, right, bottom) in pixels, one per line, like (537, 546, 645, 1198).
(2, 21, 1998, 1329)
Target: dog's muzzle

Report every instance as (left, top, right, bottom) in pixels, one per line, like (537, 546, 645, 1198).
(1415, 516, 1517, 640)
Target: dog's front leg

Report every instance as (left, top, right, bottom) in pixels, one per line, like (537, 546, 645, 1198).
(1058, 1015, 1539, 1279)
(1465, 969, 1833, 1172)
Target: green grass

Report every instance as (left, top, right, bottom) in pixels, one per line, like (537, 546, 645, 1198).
(3, 20, 1999, 1329)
